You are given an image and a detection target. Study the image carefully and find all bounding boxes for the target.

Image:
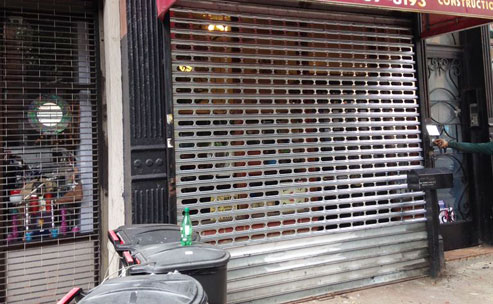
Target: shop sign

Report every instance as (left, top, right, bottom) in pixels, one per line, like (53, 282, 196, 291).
(157, 0, 493, 19)
(313, 0, 493, 19)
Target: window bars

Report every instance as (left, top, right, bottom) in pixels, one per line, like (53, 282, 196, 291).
(0, 0, 100, 302)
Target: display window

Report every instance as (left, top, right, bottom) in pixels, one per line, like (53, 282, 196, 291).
(1, 4, 99, 246)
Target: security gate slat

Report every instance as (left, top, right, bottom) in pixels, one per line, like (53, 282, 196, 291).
(171, 0, 423, 246)
(170, 1, 426, 302)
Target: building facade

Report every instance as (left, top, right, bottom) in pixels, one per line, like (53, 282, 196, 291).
(1, 0, 493, 303)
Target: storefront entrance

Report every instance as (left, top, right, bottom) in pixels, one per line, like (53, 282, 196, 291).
(426, 33, 478, 250)
(425, 29, 493, 251)
(169, 1, 428, 302)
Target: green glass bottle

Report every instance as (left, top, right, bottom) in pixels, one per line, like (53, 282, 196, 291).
(180, 207, 193, 246)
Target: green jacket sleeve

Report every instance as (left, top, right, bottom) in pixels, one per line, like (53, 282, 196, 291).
(448, 141, 493, 155)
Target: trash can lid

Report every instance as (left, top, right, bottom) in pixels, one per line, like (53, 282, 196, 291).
(113, 224, 200, 252)
(79, 273, 207, 304)
(129, 243, 231, 275)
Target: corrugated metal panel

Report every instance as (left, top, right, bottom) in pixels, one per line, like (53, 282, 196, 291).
(0, 0, 100, 302)
(227, 222, 428, 303)
(170, 1, 427, 302)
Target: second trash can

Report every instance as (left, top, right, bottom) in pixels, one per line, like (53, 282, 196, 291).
(108, 224, 200, 256)
(125, 242, 230, 304)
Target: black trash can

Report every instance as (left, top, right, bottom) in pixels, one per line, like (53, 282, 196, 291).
(58, 273, 207, 304)
(108, 224, 201, 256)
(126, 243, 230, 304)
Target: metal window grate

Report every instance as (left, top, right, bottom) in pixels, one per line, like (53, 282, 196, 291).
(0, 0, 99, 303)
(171, 2, 425, 247)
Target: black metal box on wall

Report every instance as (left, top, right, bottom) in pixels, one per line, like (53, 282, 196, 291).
(407, 168, 453, 190)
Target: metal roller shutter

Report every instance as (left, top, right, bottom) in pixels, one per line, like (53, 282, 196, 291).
(170, 1, 428, 302)
(0, 0, 100, 303)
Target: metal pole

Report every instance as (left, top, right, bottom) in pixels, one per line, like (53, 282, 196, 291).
(425, 189, 441, 277)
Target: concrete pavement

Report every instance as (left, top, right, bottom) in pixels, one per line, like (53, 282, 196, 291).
(296, 246, 493, 304)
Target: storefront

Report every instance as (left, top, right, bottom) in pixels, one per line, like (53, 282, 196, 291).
(0, 0, 101, 303)
(146, 0, 493, 303)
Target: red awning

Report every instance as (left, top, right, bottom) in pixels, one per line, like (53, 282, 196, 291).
(156, 0, 492, 37)
(421, 14, 490, 37)
(157, 0, 177, 19)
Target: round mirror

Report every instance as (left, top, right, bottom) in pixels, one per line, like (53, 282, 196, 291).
(28, 95, 70, 134)
(36, 102, 63, 127)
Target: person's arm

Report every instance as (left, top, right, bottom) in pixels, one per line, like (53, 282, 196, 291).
(448, 141, 493, 155)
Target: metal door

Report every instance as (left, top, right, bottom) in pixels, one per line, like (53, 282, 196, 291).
(0, 1, 100, 302)
(426, 33, 476, 250)
(125, 0, 174, 224)
(170, 2, 428, 302)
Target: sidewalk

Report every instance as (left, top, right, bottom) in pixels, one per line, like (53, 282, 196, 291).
(297, 246, 493, 304)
